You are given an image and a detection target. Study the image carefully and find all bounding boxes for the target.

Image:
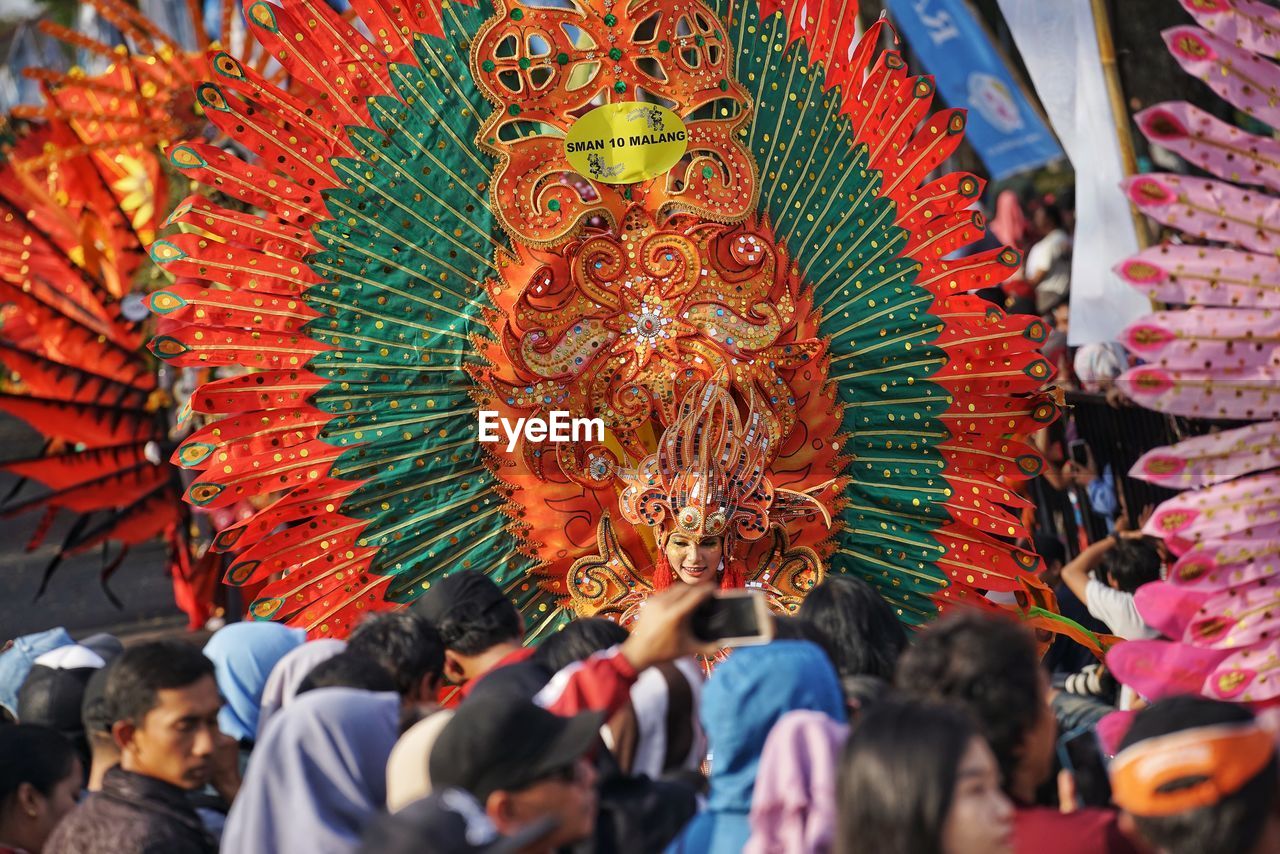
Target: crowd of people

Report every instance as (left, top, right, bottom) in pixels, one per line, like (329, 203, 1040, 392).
(0, 185, 1263, 851)
(2, 568, 1277, 854)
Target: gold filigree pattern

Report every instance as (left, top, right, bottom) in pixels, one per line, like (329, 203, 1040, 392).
(471, 0, 758, 246)
(483, 210, 821, 461)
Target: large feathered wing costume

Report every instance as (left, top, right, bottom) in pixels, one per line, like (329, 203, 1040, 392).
(1108, 0, 1280, 708)
(0, 0, 275, 612)
(0, 115, 174, 595)
(150, 0, 1058, 638)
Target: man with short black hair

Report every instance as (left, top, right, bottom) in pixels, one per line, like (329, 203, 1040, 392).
(46, 640, 227, 854)
(896, 613, 1143, 854)
(1111, 695, 1279, 854)
(413, 571, 538, 701)
(347, 611, 445, 704)
(79, 666, 117, 792)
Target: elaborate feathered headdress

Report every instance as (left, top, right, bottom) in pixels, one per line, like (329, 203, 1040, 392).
(618, 375, 830, 550)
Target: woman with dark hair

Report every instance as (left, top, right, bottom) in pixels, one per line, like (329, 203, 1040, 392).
(799, 576, 907, 682)
(0, 725, 81, 854)
(838, 701, 1013, 854)
(532, 618, 629, 674)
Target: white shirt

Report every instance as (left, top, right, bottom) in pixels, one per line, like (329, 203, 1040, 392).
(1026, 228, 1071, 309)
(1085, 578, 1159, 641)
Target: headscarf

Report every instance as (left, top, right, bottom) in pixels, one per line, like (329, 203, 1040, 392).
(203, 621, 306, 743)
(386, 709, 455, 812)
(744, 710, 849, 854)
(664, 641, 846, 854)
(1073, 341, 1128, 391)
(223, 688, 401, 854)
(990, 190, 1029, 248)
(257, 638, 347, 739)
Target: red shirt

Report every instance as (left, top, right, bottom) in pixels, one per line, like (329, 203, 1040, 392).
(458, 646, 537, 699)
(533, 646, 639, 717)
(458, 644, 641, 719)
(1014, 804, 1148, 854)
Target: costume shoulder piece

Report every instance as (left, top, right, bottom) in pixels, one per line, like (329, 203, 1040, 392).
(142, 0, 1057, 637)
(1108, 0, 1280, 707)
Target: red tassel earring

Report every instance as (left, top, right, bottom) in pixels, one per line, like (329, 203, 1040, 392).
(719, 558, 745, 590)
(653, 551, 675, 590)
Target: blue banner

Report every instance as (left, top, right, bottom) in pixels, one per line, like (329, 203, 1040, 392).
(885, 0, 1063, 180)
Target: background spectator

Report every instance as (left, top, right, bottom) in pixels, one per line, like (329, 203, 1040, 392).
(532, 618, 628, 674)
(0, 628, 73, 723)
(347, 612, 445, 706)
(1027, 204, 1072, 312)
(989, 190, 1035, 313)
(78, 667, 117, 792)
(800, 576, 908, 685)
(17, 644, 113, 777)
(0, 725, 81, 854)
(837, 700, 1013, 854)
(1073, 342, 1128, 395)
(412, 571, 540, 701)
(386, 710, 456, 812)
(256, 638, 347, 738)
(666, 640, 846, 854)
(224, 688, 401, 854)
(359, 788, 557, 854)
(202, 622, 306, 749)
(1060, 535, 1162, 642)
(611, 657, 706, 780)
(1037, 534, 1111, 679)
(746, 709, 849, 854)
(1112, 695, 1279, 854)
(533, 618, 706, 780)
(429, 696, 601, 854)
(46, 640, 223, 854)
(295, 651, 397, 698)
(896, 614, 1141, 854)
(990, 189, 1031, 249)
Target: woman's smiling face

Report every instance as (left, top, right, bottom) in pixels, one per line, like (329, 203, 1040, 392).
(664, 532, 725, 584)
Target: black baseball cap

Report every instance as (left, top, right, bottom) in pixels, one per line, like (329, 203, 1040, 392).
(412, 571, 523, 648)
(359, 789, 557, 854)
(17, 645, 107, 736)
(429, 696, 602, 803)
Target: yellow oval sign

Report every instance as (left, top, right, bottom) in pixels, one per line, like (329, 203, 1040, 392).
(563, 102, 688, 185)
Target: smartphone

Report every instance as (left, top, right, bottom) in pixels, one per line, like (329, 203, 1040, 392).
(1068, 439, 1090, 467)
(690, 589, 774, 647)
(1056, 725, 1112, 808)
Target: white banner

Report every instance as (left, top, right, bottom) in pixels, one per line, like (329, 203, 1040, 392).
(995, 0, 1151, 346)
